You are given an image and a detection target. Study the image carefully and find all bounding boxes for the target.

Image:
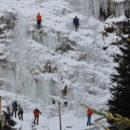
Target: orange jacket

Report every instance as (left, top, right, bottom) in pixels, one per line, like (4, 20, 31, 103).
(87, 109, 93, 115)
(36, 13, 41, 21)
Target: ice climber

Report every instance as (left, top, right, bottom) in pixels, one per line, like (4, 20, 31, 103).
(33, 108, 42, 125)
(12, 101, 18, 118)
(73, 16, 79, 31)
(36, 13, 42, 28)
(18, 104, 23, 121)
(87, 109, 93, 126)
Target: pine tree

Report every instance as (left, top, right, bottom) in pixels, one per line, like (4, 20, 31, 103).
(108, 16, 130, 130)
(0, 106, 16, 130)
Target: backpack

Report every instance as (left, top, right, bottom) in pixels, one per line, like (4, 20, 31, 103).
(13, 102, 18, 107)
(18, 106, 23, 112)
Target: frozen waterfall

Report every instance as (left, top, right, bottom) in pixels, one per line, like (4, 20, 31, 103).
(0, 0, 122, 111)
(0, 12, 62, 106)
(66, 0, 130, 19)
(0, 59, 60, 105)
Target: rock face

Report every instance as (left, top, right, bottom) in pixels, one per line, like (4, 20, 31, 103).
(0, 11, 17, 29)
(27, 25, 76, 51)
(0, 11, 17, 44)
(66, 0, 130, 19)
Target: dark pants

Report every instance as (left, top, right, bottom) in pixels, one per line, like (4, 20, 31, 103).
(87, 115, 91, 126)
(12, 107, 17, 118)
(73, 22, 79, 31)
(34, 116, 39, 125)
(37, 20, 41, 28)
(18, 111, 23, 120)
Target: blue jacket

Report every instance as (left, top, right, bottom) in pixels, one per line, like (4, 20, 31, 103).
(73, 17, 79, 23)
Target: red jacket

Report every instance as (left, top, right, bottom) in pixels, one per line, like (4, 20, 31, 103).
(87, 109, 93, 116)
(36, 13, 41, 21)
(33, 109, 41, 117)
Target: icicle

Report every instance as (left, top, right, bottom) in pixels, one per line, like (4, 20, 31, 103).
(66, 0, 129, 19)
(0, 61, 61, 105)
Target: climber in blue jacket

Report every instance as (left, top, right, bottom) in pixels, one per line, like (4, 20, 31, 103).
(73, 16, 79, 31)
(12, 101, 18, 118)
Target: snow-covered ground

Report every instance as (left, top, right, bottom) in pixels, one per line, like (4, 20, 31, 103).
(0, 0, 127, 129)
(1, 90, 103, 130)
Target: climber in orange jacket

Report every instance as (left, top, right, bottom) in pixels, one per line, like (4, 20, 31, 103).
(36, 13, 42, 28)
(87, 109, 93, 126)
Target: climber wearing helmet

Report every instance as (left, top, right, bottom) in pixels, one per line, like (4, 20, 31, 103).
(73, 16, 79, 31)
(18, 104, 23, 121)
(12, 101, 18, 118)
(36, 13, 42, 28)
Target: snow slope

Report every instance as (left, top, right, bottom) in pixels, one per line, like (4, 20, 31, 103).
(1, 90, 103, 130)
(0, 0, 127, 129)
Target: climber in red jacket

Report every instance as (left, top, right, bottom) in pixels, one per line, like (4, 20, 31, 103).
(33, 108, 42, 125)
(87, 109, 93, 126)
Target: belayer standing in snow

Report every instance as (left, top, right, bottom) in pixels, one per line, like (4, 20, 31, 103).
(73, 16, 79, 31)
(18, 104, 23, 121)
(87, 109, 93, 126)
(12, 101, 18, 118)
(36, 13, 42, 29)
(33, 108, 42, 125)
